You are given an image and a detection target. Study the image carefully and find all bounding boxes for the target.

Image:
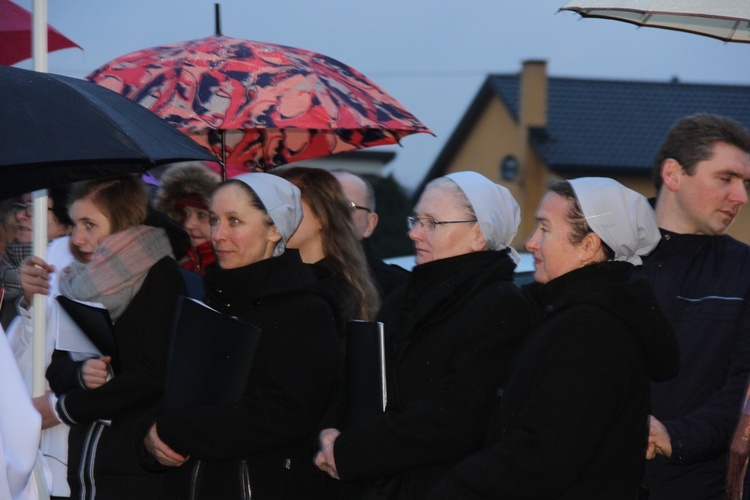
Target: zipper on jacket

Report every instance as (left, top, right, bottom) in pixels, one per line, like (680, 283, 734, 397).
(239, 459, 252, 500)
(189, 459, 203, 500)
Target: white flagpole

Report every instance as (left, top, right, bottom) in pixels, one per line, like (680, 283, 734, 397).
(31, 0, 49, 401)
(32, 2, 52, 498)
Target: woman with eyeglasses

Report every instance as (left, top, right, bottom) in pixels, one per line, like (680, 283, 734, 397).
(0, 188, 73, 329)
(314, 171, 533, 500)
(428, 178, 679, 499)
(2, 189, 74, 499)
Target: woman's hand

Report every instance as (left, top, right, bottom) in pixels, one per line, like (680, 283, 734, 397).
(314, 428, 341, 479)
(20, 255, 55, 309)
(144, 424, 189, 467)
(81, 356, 111, 389)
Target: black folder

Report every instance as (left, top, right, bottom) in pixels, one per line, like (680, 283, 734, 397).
(343, 320, 387, 428)
(56, 295, 118, 371)
(163, 296, 262, 414)
(179, 268, 205, 299)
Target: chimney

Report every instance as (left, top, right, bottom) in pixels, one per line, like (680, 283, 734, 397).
(520, 60, 547, 128)
(516, 60, 548, 245)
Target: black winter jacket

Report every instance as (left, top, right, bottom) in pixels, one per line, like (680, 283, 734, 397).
(429, 261, 679, 500)
(632, 231, 750, 500)
(362, 238, 409, 301)
(333, 250, 533, 500)
(154, 250, 340, 500)
(47, 256, 185, 500)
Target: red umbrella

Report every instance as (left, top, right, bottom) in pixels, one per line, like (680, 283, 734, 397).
(87, 34, 432, 172)
(0, 0, 80, 66)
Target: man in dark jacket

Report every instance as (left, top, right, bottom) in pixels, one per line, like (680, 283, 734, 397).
(331, 170, 409, 299)
(631, 113, 750, 499)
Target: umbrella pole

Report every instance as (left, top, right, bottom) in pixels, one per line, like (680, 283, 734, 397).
(33, 0, 47, 73)
(215, 3, 222, 36)
(221, 131, 227, 181)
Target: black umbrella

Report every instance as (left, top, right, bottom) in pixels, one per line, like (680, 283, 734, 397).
(0, 66, 217, 406)
(0, 65, 217, 199)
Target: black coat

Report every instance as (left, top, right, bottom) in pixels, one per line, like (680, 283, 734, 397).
(47, 256, 185, 500)
(333, 250, 533, 499)
(429, 261, 680, 500)
(362, 238, 410, 300)
(631, 231, 750, 500)
(154, 250, 340, 500)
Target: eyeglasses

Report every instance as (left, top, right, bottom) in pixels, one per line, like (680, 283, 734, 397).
(350, 202, 372, 213)
(406, 216, 478, 231)
(11, 202, 53, 218)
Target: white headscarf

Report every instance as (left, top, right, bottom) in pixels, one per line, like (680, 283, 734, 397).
(444, 171, 521, 264)
(232, 173, 303, 257)
(569, 177, 660, 266)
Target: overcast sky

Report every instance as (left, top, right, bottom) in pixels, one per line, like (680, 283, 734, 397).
(14, 0, 750, 191)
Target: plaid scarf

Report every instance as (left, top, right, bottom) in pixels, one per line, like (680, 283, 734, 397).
(0, 241, 32, 301)
(59, 225, 173, 322)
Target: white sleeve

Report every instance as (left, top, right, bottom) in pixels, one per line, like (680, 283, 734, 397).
(5, 309, 33, 393)
(7, 236, 75, 394)
(0, 327, 42, 500)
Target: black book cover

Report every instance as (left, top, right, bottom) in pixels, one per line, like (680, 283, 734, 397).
(179, 268, 205, 299)
(163, 296, 262, 414)
(343, 320, 387, 428)
(56, 295, 118, 371)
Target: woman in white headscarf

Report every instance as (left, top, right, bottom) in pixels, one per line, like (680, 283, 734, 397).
(315, 171, 533, 499)
(429, 177, 680, 500)
(142, 173, 340, 500)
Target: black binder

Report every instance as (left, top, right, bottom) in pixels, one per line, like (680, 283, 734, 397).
(343, 320, 387, 428)
(179, 268, 205, 299)
(163, 296, 262, 414)
(56, 295, 118, 371)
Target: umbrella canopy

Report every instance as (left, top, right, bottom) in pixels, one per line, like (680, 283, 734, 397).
(0, 0, 80, 66)
(0, 65, 217, 200)
(87, 34, 433, 172)
(560, 0, 750, 43)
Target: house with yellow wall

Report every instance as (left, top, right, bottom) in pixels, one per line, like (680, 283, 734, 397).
(416, 60, 750, 248)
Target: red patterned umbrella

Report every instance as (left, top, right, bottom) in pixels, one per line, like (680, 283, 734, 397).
(87, 34, 432, 172)
(0, 0, 80, 66)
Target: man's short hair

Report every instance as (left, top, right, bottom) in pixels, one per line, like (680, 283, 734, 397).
(331, 169, 376, 212)
(653, 113, 750, 192)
